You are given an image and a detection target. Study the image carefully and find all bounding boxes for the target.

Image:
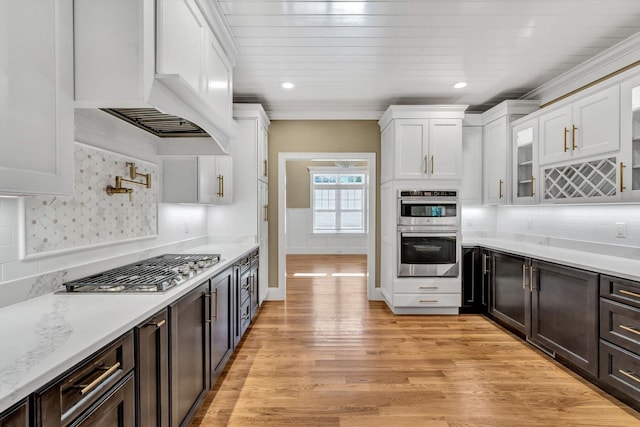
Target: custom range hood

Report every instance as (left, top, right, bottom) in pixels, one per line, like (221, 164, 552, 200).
(73, 0, 238, 155)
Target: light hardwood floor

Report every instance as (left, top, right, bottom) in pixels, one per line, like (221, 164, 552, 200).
(193, 254, 640, 426)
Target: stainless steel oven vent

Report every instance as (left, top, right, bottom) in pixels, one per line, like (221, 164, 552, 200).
(101, 108, 209, 138)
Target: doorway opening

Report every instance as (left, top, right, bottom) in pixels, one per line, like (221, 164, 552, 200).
(276, 152, 376, 301)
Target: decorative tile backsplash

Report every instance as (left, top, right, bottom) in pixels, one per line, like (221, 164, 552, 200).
(24, 144, 158, 256)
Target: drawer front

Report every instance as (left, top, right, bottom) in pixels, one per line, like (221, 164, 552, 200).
(37, 331, 134, 426)
(600, 340, 640, 403)
(601, 298, 640, 355)
(601, 275, 640, 309)
(239, 299, 251, 337)
(394, 293, 461, 308)
(240, 272, 251, 303)
(394, 280, 461, 294)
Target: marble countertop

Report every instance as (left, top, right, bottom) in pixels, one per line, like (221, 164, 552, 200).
(464, 237, 640, 282)
(0, 242, 258, 413)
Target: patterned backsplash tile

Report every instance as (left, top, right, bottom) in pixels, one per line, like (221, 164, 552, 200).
(24, 144, 158, 256)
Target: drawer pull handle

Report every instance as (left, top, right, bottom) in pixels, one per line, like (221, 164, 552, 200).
(619, 289, 640, 299)
(419, 300, 438, 303)
(619, 369, 640, 384)
(73, 362, 121, 395)
(619, 325, 640, 336)
(144, 319, 166, 328)
(419, 286, 438, 289)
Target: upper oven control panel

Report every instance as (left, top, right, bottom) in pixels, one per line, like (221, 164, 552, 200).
(398, 190, 457, 198)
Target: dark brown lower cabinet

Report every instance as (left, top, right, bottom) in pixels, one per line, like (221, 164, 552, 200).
(35, 332, 135, 426)
(169, 281, 210, 427)
(210, 268, 233, 382)
(489, 251, 528, 335)
(0, 399, 29, 427)
(460, 247, 488, 314)
(529, 260, 599, 377)
(135, 309, 169, 427)
(71, 373, 135, 427)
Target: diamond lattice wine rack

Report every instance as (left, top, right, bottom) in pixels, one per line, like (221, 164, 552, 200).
(543, 157, 617, 201)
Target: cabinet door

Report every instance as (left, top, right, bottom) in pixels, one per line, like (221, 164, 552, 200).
(460, 126, 483, 205)
(483, 117, 508, 205)
(573, 85, 620, 158)
(169, 282, 209, 427)
(0, 0, 73, 196)
(512, 119, 539, 204)
(258, 124, 269, 183)
(250, 261, 259, 318)
(380, 122, 394, 183)
(211, 269, 233, 379)
(461, 247, 483, 313)
(530, 261, 599, 376)
(74, 374, 135, 427)
(428, 119, 461, 180)
(156, 0, 205, 94)
(539, 104, 572, 165)
(163, 157, 199, 203)
(0, 399, 28, 427)
(620, 75, 640, 201)
(394, 119, 429, 180)
(489, 252, 528, 335)
(135, 310, 169, 427)
(258, 181, 269, 304)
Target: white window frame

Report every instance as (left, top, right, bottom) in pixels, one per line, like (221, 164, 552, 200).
(308, 166, 367, 234)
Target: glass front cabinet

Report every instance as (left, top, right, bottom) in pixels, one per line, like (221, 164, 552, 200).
(620, 74, 640, 201)
(512, 118, 539, 204)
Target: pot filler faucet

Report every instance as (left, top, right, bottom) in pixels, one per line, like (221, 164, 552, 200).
(106, 162, 151, 202)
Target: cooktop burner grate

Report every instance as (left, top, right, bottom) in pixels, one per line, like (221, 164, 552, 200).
(64, 254, 220, 292)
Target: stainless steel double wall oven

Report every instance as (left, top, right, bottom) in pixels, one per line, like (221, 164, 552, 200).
(397, 190, 459, 277)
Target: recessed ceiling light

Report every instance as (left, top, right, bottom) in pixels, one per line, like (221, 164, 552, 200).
(454, 82, 467, 89)
(281, 82, 294, 89)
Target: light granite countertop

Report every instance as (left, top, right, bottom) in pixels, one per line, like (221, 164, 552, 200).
(0, 242, 258, 413)
(463, 237, 640, 282)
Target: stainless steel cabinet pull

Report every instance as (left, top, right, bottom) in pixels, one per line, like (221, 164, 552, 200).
(482, 254, 490, 274)
(619, 325, 640, 336)
(619, 369, 640, 384)
(73, 362, 121, 395)
(431, 155, 435, 174)
(571, 125, 577, 150)
(522, 264, 527, 290)
(419, 300, 438, 303)
(419, 286, 439, 289)
(499, 179, 504, 199)
(530, 267, 536, 292)
(563, 127, 569, 152)
(424, 155, 428, 174)
(213, 289, 219, 321)
(620, 289, 640, 299)
(620, 162, 626, 193)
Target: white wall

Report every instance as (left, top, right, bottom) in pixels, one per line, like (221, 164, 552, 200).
(0, 111, 210, 307)
(286, 208, 367, 254)
(461, 204, 640, 259)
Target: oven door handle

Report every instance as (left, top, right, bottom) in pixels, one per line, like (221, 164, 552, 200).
(400, 232, 457, 238)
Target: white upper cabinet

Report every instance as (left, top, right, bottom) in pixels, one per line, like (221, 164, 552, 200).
(512, 118, 539, 204)
(620, 73, 640, 202)
(162, 156, 232, 204)
(539, 85, 619, 165)
(257, 122, 269, 183)
(0, 0, 74, 196)
(378, 105, 467, 183)
(483, 117, 509, 205)
(460, 119, 483, 206)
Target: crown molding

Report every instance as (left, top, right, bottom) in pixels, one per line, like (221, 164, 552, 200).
(480, 100, 540, 125)
(378, 104, 468, 129)
(233, 103, 271, 126)
(196, 0, 239, 65)
(524, 32, 640, 105)
(463, 113, 483, 127)
(266, 109, 385, 121)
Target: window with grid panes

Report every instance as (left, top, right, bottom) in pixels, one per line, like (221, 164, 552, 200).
(310, 169, 366, 233)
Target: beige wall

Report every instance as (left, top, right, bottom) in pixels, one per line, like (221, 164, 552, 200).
(268, 120, 381, 289)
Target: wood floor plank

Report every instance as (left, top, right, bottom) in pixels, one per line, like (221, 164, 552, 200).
(193, 254, 640, 426)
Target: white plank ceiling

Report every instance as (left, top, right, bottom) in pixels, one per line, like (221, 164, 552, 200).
(219, 0, 640, 117)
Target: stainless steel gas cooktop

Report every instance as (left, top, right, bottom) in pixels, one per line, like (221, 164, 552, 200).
(63, 254, 220, 293)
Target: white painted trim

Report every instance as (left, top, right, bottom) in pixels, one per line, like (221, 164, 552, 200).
(277, 152, 377, 301)
(480, 100, 540, 125)
(233, 103, 271, 126)
(194, 0, 239, 65)
(463, 113, 483, 127)
(523, 32, 640, 105)
(379, 104, 468, 129)
(267, 110, 385, 121)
